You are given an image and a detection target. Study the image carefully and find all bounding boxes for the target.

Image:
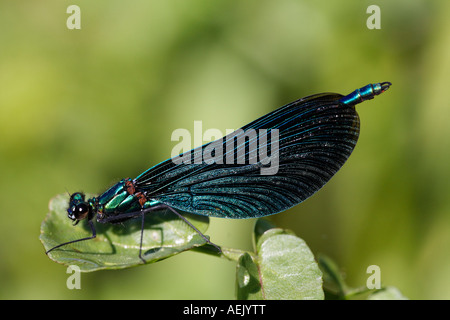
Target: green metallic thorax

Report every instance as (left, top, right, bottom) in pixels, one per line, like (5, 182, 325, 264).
(87, 178, 160, 223)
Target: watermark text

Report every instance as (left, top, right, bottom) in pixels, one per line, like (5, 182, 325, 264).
(171, 121, 279, 175)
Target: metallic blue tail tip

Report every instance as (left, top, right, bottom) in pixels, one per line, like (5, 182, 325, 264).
(379, 81, 392, 93)
(339, 82, 392, 106)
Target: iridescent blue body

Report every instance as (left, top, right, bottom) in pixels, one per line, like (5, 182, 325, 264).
(48, 82, 392, 262)
(81, 179, 160, 223)
(338, 83, 390, 106)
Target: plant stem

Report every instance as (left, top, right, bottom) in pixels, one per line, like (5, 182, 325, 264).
(192, 244, 254, 262)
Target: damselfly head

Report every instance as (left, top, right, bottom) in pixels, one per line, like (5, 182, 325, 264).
(67, 192, 91, 224)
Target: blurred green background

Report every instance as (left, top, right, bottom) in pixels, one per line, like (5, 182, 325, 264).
(1, 0, 449, 299)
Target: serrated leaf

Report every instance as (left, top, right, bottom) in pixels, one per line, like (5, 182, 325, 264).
(40, 194, 211, 272)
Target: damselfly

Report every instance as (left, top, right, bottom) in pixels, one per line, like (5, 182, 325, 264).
(46, 82, 391, 262)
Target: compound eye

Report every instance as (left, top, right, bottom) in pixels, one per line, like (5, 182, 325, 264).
(67, 206, 77, 220)
(74, 203, 90, 220)
(68, 203, 90, 221)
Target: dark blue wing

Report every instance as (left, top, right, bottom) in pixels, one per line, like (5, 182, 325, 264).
(134, 93, 360, 218)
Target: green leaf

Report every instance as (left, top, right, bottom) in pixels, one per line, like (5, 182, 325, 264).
(252, 218, 276, 249)
(318, 255, 410, 300)
(236, 219, 324, 300)
(318, 254, 350, 299)
(236, 252, 262, 300)
(367, 287, 409, 300)
(40, 194, 211, 272)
